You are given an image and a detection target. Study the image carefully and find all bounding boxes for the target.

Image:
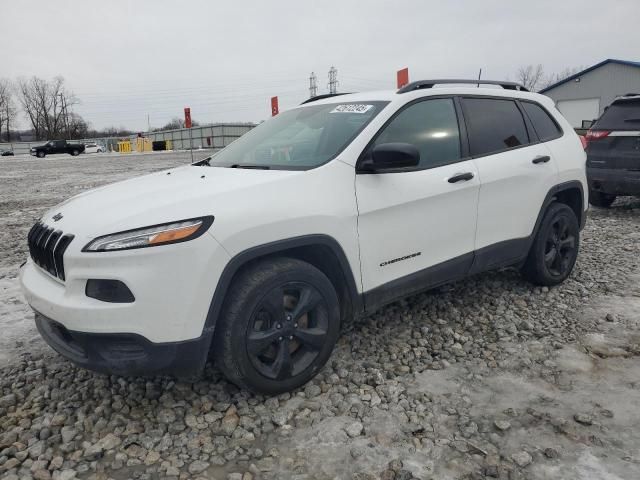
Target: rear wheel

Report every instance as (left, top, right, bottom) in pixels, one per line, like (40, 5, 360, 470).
(214, 257, 340, 394)
(522, 203, 579, 286)
(71, 149, 80, 156)
(589, 190, 616, 208)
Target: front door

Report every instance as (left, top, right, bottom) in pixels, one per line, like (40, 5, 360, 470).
(355, 97, 480, 308)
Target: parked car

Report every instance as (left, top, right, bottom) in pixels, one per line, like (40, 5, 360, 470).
(84, 142, 104, 154)
(30, 140, 85, 158)
(1, 149, 14, 156)
(585, 94, 640, 207)
(20, 79, 587, 394)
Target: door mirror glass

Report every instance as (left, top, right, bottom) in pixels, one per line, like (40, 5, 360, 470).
(363, 142, 420, 171)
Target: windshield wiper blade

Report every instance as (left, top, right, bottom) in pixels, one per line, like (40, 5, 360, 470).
(623, 118, 640, 122)
(230, 164, 271, 170)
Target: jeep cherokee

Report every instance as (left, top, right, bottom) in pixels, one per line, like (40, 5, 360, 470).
(20, 79, 588, 394)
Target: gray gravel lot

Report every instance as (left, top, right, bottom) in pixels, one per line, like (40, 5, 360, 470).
(1, 153, 640, 480)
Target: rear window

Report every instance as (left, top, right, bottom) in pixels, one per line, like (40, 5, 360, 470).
(462, 98, 529, 156)
(521, 102, 562, 142)
(595, 99, 640, 130)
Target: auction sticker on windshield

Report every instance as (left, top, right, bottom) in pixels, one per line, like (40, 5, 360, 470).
(330, 104, 374, 114)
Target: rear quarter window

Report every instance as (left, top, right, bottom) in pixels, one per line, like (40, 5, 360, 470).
(521, 102, 562, 142)
(595, 99, 640, 130)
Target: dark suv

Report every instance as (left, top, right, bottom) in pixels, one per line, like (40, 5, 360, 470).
(586, 94, 640, 207)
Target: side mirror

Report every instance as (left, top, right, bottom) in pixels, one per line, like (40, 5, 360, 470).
(360, 143, 420, 172)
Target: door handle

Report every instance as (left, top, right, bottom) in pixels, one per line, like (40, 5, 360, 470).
(448, 172, 474, 183)
(532, 155, 551, 164)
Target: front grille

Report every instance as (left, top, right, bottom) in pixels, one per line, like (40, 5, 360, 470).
(27, 222, 74, 281)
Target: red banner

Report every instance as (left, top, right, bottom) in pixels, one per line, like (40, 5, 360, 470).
(184, 107, 192, 129)
(397, 68, 409, 89)
(271, 96, 279, 116)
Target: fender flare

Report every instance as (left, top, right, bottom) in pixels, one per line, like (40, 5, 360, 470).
(202, 234, 362, 334)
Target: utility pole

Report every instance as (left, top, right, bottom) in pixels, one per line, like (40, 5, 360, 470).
(5, 103, 10, 143)
(309, 72, 318, 98)
(147, 114, 151, 133)
(58, 93, 70, 139)
(328, 66, 338, 94)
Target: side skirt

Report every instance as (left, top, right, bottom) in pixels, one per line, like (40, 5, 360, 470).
(362, 236, 531, 314)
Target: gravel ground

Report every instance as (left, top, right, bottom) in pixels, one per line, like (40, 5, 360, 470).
(1, 153, 640, 480)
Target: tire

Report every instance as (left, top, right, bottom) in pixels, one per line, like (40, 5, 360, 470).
(71, 150, 79, 156)
(522, 203, 580, 286)
(589, 189, 616, 208)
(213, 257, 341, 395)
(37, 151, 45, 158)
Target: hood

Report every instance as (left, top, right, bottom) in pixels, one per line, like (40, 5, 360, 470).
(41, 165, 299, 241)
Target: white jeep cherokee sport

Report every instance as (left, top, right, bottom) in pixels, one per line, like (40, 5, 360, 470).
(20, 79, 587, 394)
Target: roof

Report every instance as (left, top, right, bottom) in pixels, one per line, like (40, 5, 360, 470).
(539, 59, 640, 93)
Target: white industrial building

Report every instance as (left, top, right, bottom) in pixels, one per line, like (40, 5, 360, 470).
(540, 59, 640, 128)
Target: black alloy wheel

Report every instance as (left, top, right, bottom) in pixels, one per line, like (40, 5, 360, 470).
(214, 257, 340, 394)
(522, 202, 580, 286)
(247, 282, 329, 381)
(543, 215, 577, 278)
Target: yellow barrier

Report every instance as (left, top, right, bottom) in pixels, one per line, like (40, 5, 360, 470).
(165, 140, 172, 150)
(136, 137, 152, 152)
(118, 141, 131, 153)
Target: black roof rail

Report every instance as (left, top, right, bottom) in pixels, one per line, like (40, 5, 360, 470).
(397, 79, 529, 94)
(300, 92, 353, 105)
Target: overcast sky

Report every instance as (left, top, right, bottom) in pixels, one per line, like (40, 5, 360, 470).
(3, 0, 639, 131)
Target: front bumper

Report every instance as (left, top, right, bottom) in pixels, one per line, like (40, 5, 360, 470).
(35, 311, 211, 377)
(587, 167, 640, 196)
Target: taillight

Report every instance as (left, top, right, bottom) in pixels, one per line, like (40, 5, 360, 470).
(584, 130, 611, 149)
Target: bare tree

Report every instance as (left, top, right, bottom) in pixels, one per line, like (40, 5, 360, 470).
(0, 78, 17, 141)
(541, 66, 584, 90)
(17, 76, 79, 140)
(516, 64, 546, 92)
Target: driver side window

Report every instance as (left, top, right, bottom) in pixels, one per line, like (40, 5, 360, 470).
(372, 98, 462, 169)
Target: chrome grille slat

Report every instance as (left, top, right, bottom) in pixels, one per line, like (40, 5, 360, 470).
(27, 222, 74, 281)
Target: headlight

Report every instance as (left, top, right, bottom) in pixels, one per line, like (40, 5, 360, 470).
(82, 217, 214, 252)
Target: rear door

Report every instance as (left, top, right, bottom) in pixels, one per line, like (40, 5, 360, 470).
(355, 97, 480, 304)
(460, 97, 559, 270)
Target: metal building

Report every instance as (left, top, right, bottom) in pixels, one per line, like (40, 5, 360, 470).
(540, 59, 640, 128)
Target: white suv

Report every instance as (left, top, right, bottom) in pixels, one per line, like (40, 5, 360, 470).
(20, 80, 587, 394)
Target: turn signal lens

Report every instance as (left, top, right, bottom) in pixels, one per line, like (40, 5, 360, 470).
(148, 224, 201, 245)
(83, 217, 214, 252)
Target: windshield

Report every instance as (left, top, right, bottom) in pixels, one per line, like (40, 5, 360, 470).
(198, 101, 388, 170)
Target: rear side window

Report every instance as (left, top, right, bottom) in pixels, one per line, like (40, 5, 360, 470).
(371, 98, 461, 169)
(595, 99, 640, 130)
(462, 98, 529, 156)
(521, 102, 562, 141)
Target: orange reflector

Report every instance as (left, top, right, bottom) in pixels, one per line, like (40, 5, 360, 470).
(149, 224, 201, 245)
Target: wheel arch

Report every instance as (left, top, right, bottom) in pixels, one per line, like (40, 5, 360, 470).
(203, 235, 363, 336)
(528, 180, 585, 252)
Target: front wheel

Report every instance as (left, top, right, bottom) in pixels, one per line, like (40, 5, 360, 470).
(214, 257, 340, 395)
(589, 190, 616, 208)
(522, 203, 579, 286)
(37, 151, 45, 158)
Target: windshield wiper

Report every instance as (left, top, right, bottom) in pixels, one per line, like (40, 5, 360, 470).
(192, 157, 211, 166)
(623, 118, 640, 123)
(230, 164, 271, 170)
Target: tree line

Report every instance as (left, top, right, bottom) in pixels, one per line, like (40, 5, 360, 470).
(514, 64, 584, 93)
(0, 76, 199, 143)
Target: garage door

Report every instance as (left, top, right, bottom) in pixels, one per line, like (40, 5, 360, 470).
(556, 98, 600, 128)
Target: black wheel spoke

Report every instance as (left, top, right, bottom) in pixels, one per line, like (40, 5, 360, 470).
(293, 327, 327, 350)
(247, 328, 281, 355)
(559, 235, 575, 250)
(544, 247, 557, 267)
(271, 340, 293, 380)
(290, 287, 323, 320)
